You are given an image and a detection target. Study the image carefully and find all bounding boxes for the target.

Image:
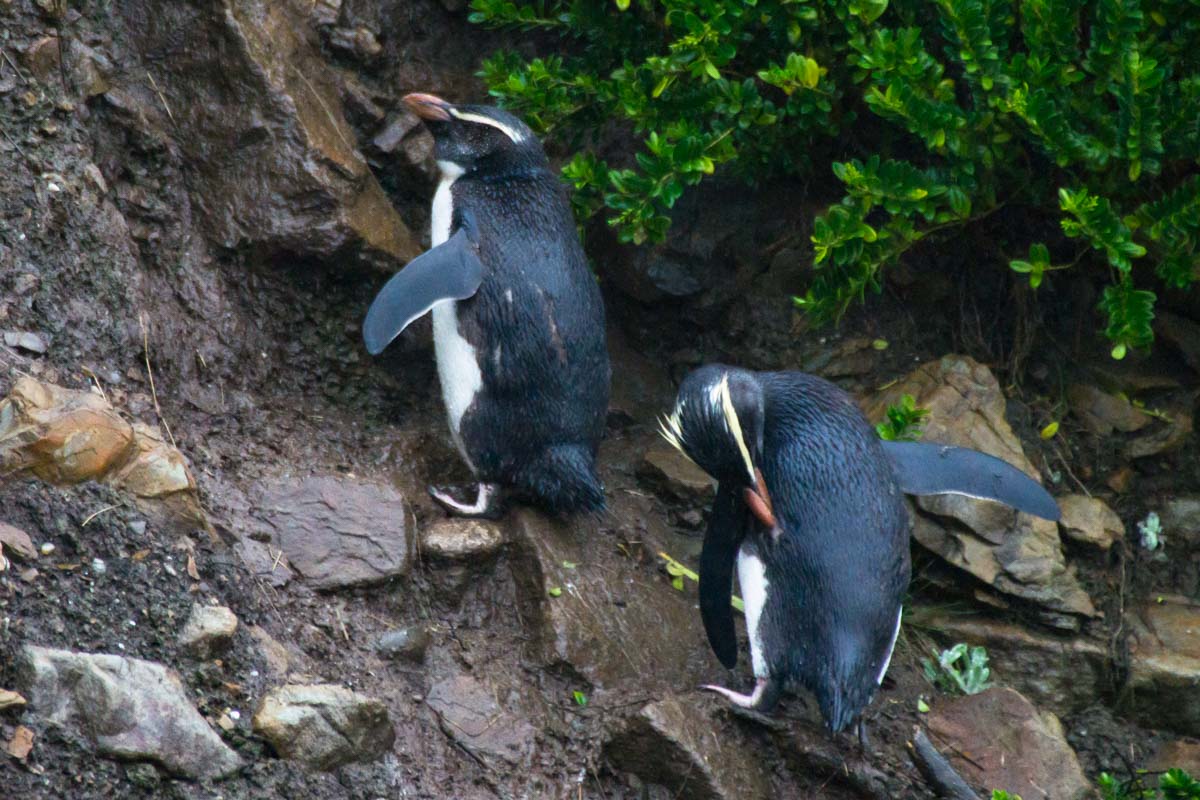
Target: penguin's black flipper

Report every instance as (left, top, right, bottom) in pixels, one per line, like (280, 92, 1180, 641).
(881, 440, 1061, 521)
(699, 483, 747, 669)
(362, 225, 484, 355)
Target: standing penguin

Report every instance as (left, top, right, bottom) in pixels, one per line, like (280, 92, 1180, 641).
(660, 365, 1060, 741)
(364, 94, 610, 517)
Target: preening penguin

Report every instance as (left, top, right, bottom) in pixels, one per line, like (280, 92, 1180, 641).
(660, 365, 1060, 740)
(364, 94, 610, 517)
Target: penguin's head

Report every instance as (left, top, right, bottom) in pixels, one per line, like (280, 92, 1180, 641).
(403, 93, 545, 178)
(660, 365, 776, 529)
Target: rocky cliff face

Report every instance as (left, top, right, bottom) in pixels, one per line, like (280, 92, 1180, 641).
(4, 1, 1200, 798)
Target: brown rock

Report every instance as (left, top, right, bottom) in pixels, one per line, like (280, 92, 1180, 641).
(327, 26, 382, 60)
(115, 0, 419, 267)
(1162, 497, 1200, 546)
(1125, 404, 1194, 459)
(248, 625, 291, 677)
(1147, 738, 1200, 775)
(605, 694, 771, 800)
(507, 508, 711, 692)
(6, 725, 33, 760)
(0, 378, 204, 524)
(1067, 383, 1151, 436)
(1157, 311, 1200, 374)
(864, 356, 1095, 622)
(23, 36, 60, 83)
(257, 475, 412, 590)
(426, 673, 536, 769)
(178, 604, 238, 658)
(1058, 494, 1124, 550)
(916, 609, 1107, 715)
(1126, 596, 1200, 735)
(926, 688, 1091, 800)
(0, 522, 38, 561)
(638, 440, 714, 502)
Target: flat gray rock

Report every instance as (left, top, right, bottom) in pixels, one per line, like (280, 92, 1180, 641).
(258, 476, 411, 590)
(17, 646, 241, 779)
(253, 683, 394, 771)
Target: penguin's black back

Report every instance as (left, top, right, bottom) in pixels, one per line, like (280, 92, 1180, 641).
(755, 371, 911, 731)
(452, 168, 610, 510)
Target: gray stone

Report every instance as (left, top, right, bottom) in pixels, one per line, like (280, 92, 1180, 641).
(421, 518, 506, 561)
(1162, 496, 1200, 545)
(253, 684, 394, 770)
(426, 673, 536, 769)
(376, 627, 431, 663)
(1125, 404, 1194, 459)
(3, 331, 50, 354)
(17, 646, 241, 779)
(178, 603, 238, 658)
(1058, 494, 1124, 550)
(258, 476, 412, 591)
(249, 625, 291, 677)
(605, 694, 771, 800)
(926, 688, 1091, 800)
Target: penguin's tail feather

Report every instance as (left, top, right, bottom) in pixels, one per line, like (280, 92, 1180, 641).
(512, 443, 606, 515)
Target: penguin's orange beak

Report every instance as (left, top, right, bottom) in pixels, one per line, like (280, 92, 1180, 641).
(403, 93, 453, 122)
(743, 468, 776, 530)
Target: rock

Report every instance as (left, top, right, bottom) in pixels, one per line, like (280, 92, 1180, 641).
(1125, 404, 1194, 459)
(421, 518, 506, 561)
(6, 724, 34, 760)
(249, 625, 291, 677)
(926, 688, 1091, 800)
(115, 0, 419, 267)
(0, 522, 38, 561)
(253, 684, 394, 771)
(327, 26, 382, 60)
(376, 626, 431, 662)
(916, 609, 1107, 716)
(426, 673, 536, 769)
(0, 377, 205, 526)
(1147, 738, 1200, 775)
(0, 689, 27, 711)
(1067, 383, 1151, 435)
(604, 694, 771, 800)
(1126, 596, 1200, 735)
(23, 36, 60, 83)
(371, 113, 420, 155)
(507, 509, 710, 691)
(3, 330, 50, 354)
(1058, 494, 1124, 550)
(178, 603, 238, 658)
(864, 356, 1095, 623)
(1162, 497, 1200, 546)
(17, 646, 241, 779)
(257, 475, 411, 590)
(64, 39, 113, 98)
(638, 440, 715, 503)
(311, 0, 341, 26)
(1157, 310, 1200, 374)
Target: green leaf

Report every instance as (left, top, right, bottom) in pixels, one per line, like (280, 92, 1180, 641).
(573, 690, 588, 706)
(917, 698, 930, 713)
(548, 586, 563, 597)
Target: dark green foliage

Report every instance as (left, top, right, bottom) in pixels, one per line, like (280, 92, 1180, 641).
(473, 0, 1200, 354)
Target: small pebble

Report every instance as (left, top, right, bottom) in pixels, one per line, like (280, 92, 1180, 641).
(40, 542, 55, 555)
(91, 557, 106, 575)
(129, 520, 147, 536)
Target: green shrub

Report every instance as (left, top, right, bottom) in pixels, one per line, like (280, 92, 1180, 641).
(1100, 768, 1200, 800)
(876, 393, 930, 440)
(471, 0, 1200, 356)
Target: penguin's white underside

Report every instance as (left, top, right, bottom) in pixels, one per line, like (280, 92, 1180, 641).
(430, 163, 482, 470)
(737, 548, 770, 679)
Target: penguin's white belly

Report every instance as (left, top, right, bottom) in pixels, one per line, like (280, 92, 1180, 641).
(430, 164, 482, 471)
(432, 301, 482, 469)
(737, 547, 771, 679)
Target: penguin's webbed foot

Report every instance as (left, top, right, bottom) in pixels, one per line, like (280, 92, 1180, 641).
(428, 482, 504, 519)
(701, 677, 780, 713)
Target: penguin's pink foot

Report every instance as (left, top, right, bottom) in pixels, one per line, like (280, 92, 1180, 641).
(429, 482, 503, 519)
(701, 677, 780, 712)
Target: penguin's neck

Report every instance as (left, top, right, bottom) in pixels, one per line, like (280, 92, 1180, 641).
(432, 160, 467, 246)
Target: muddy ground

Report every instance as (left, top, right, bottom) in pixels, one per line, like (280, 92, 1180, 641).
(3, 1, 1200, 798)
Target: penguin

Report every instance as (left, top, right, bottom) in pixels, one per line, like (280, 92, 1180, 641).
(363, 93, 610, 517)
(659, 365, 1060, 742)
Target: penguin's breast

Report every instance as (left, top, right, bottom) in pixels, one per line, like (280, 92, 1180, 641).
(737, 544, 772, 679)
